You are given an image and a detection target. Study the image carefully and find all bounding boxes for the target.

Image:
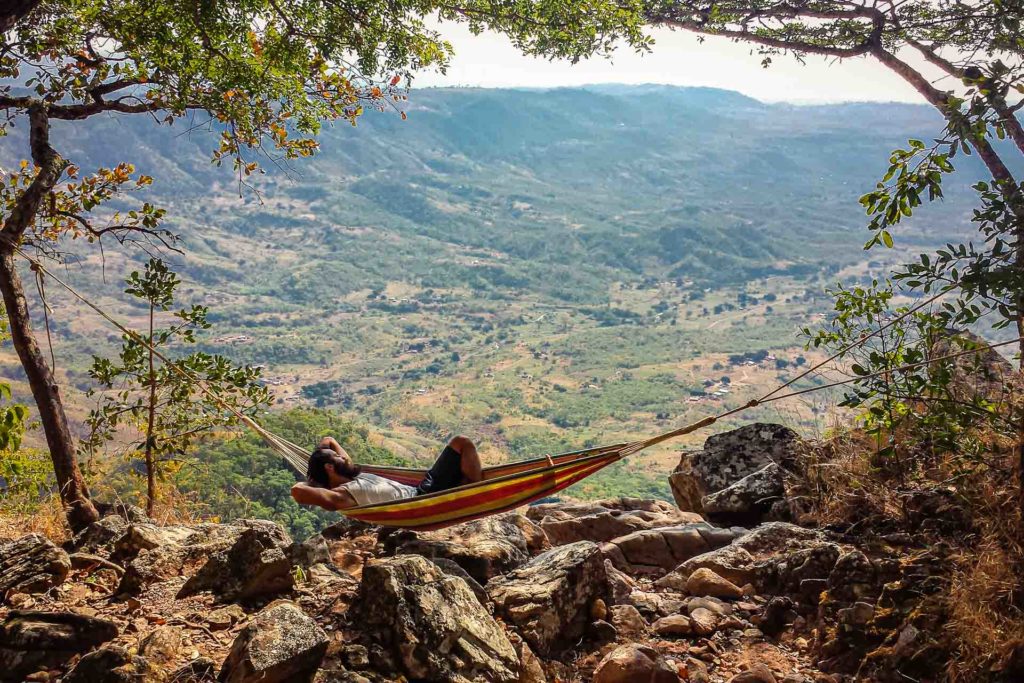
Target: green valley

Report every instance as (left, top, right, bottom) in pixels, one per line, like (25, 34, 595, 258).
(0, 85, 990, 509)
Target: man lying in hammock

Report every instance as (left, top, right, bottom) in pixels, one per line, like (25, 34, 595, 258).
(290, 435, 483, 510)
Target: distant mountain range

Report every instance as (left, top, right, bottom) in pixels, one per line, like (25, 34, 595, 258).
(0, 85, 987, 299)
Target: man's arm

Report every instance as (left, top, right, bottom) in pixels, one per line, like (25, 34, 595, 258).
(290, 482, 357, 511)
(319, 436, 348, 458)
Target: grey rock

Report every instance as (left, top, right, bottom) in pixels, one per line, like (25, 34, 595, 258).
(352, 554, 519, 683)
(179, 524, 294, 603)
(670, 424, 800, 513)
(219, 601, 327, 683)
(429, 556, 491, 608)
(71, 514, 129, 554)
(0, 610, 119, 681)
(112, 524, 195, 562)
(117, 521, 276, 596)
(701, 463, 785, 525)
(827, 550, 879, 603)
(65, 645, 161, 683)
(384, 513, 542, 584)
(0, 534, 71, 595)
(287, 534, 331, 568)
(657, 523, 837, 595)
(488, 541, 609, 656)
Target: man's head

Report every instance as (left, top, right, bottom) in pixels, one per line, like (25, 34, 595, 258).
(306, 448, 361, 488)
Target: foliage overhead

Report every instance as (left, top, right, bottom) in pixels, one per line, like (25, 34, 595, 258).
(2, 0, 650, 172)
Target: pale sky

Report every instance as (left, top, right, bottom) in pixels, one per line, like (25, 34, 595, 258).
(416, 23, 936, 104)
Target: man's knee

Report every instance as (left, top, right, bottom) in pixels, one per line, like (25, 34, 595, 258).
(448, 435, 475, 454)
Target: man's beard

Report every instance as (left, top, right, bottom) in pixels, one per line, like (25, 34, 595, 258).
(335, 461, 362, 479)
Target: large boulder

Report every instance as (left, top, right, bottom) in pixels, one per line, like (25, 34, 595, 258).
(701, 463, 786, 525)
(488, 541, 609, 656)
(117, 521, 277, 596)
(72, 515, 129, 555)
(179, 523, 294, 602)
(219, 601, 327, 683)
(527, 498, 702, 546)
(383, 513, 544, 584)
(0, 610, 119, 681)
(64, 645, 162, 683)
(669, 424, 800, 514)
(592, 644, 680, 683)
(352, 554, 520, 683)
(5, 536, 71, 591)
(601, 523, 744, 575)
(0, 534, 71, 595)
(112, 524, 196, 562)
(657, 522, 840, 597)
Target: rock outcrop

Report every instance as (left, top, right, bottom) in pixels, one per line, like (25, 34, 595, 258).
(657, 523, 838, 597)
(178, 523, 294, 602)
(701, 462, 786, 525)
(219, 601, 328, 683)
(0, 610, 119, 680)
(0, 534, 71, 594)
(351, 554, 520, 682)
(117, 521, 271, 596)
(601, 523, 744, 575)
(488, 540, 609, 656)
(669, 424, 800, 516)
(383, 513, 543, 583)
(527, 498, 703, 546)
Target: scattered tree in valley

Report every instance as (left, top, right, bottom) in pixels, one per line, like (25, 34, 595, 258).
(82, 259, 269, 515)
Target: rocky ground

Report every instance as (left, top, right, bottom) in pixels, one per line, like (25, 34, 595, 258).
(0, 423, 967, 682)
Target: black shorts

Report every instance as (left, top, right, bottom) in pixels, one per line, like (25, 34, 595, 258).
(416, 445, 464, 495)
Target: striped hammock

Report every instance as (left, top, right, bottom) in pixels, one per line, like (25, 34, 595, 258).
(240, 409, 724, 530)
(245, 415, 627, 529)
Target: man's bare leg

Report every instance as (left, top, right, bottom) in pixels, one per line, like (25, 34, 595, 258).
(448, 435, 483, 483)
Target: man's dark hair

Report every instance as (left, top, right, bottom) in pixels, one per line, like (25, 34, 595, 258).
(306, 448, 361, 487)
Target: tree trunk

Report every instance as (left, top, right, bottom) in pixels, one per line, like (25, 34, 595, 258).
(144, 303, 157, 515)
(0, 0, 42, 33)
(0, 248, 98, 531)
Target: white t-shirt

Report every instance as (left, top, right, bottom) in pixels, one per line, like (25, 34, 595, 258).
(342, 473, 418, 506)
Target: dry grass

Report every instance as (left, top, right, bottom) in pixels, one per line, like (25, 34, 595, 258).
(790, 428, 904, 527)
(0, 496, 70, 543)
(946, 478, 1024, 680)
(792, 415, 1024, 680)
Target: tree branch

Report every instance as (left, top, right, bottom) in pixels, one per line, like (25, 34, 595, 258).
(0, 0, 42, 34)
(657, 16, 877, 58)
(1, 104, 67, 241)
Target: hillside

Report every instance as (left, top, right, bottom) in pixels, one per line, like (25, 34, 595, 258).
(0, 85, 989, 498)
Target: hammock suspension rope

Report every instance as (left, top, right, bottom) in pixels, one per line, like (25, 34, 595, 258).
(14, 247, 1017, 529)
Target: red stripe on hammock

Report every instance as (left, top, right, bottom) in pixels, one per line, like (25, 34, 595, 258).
(350, 455, 614, 523)
(380, 456, 620, 530)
